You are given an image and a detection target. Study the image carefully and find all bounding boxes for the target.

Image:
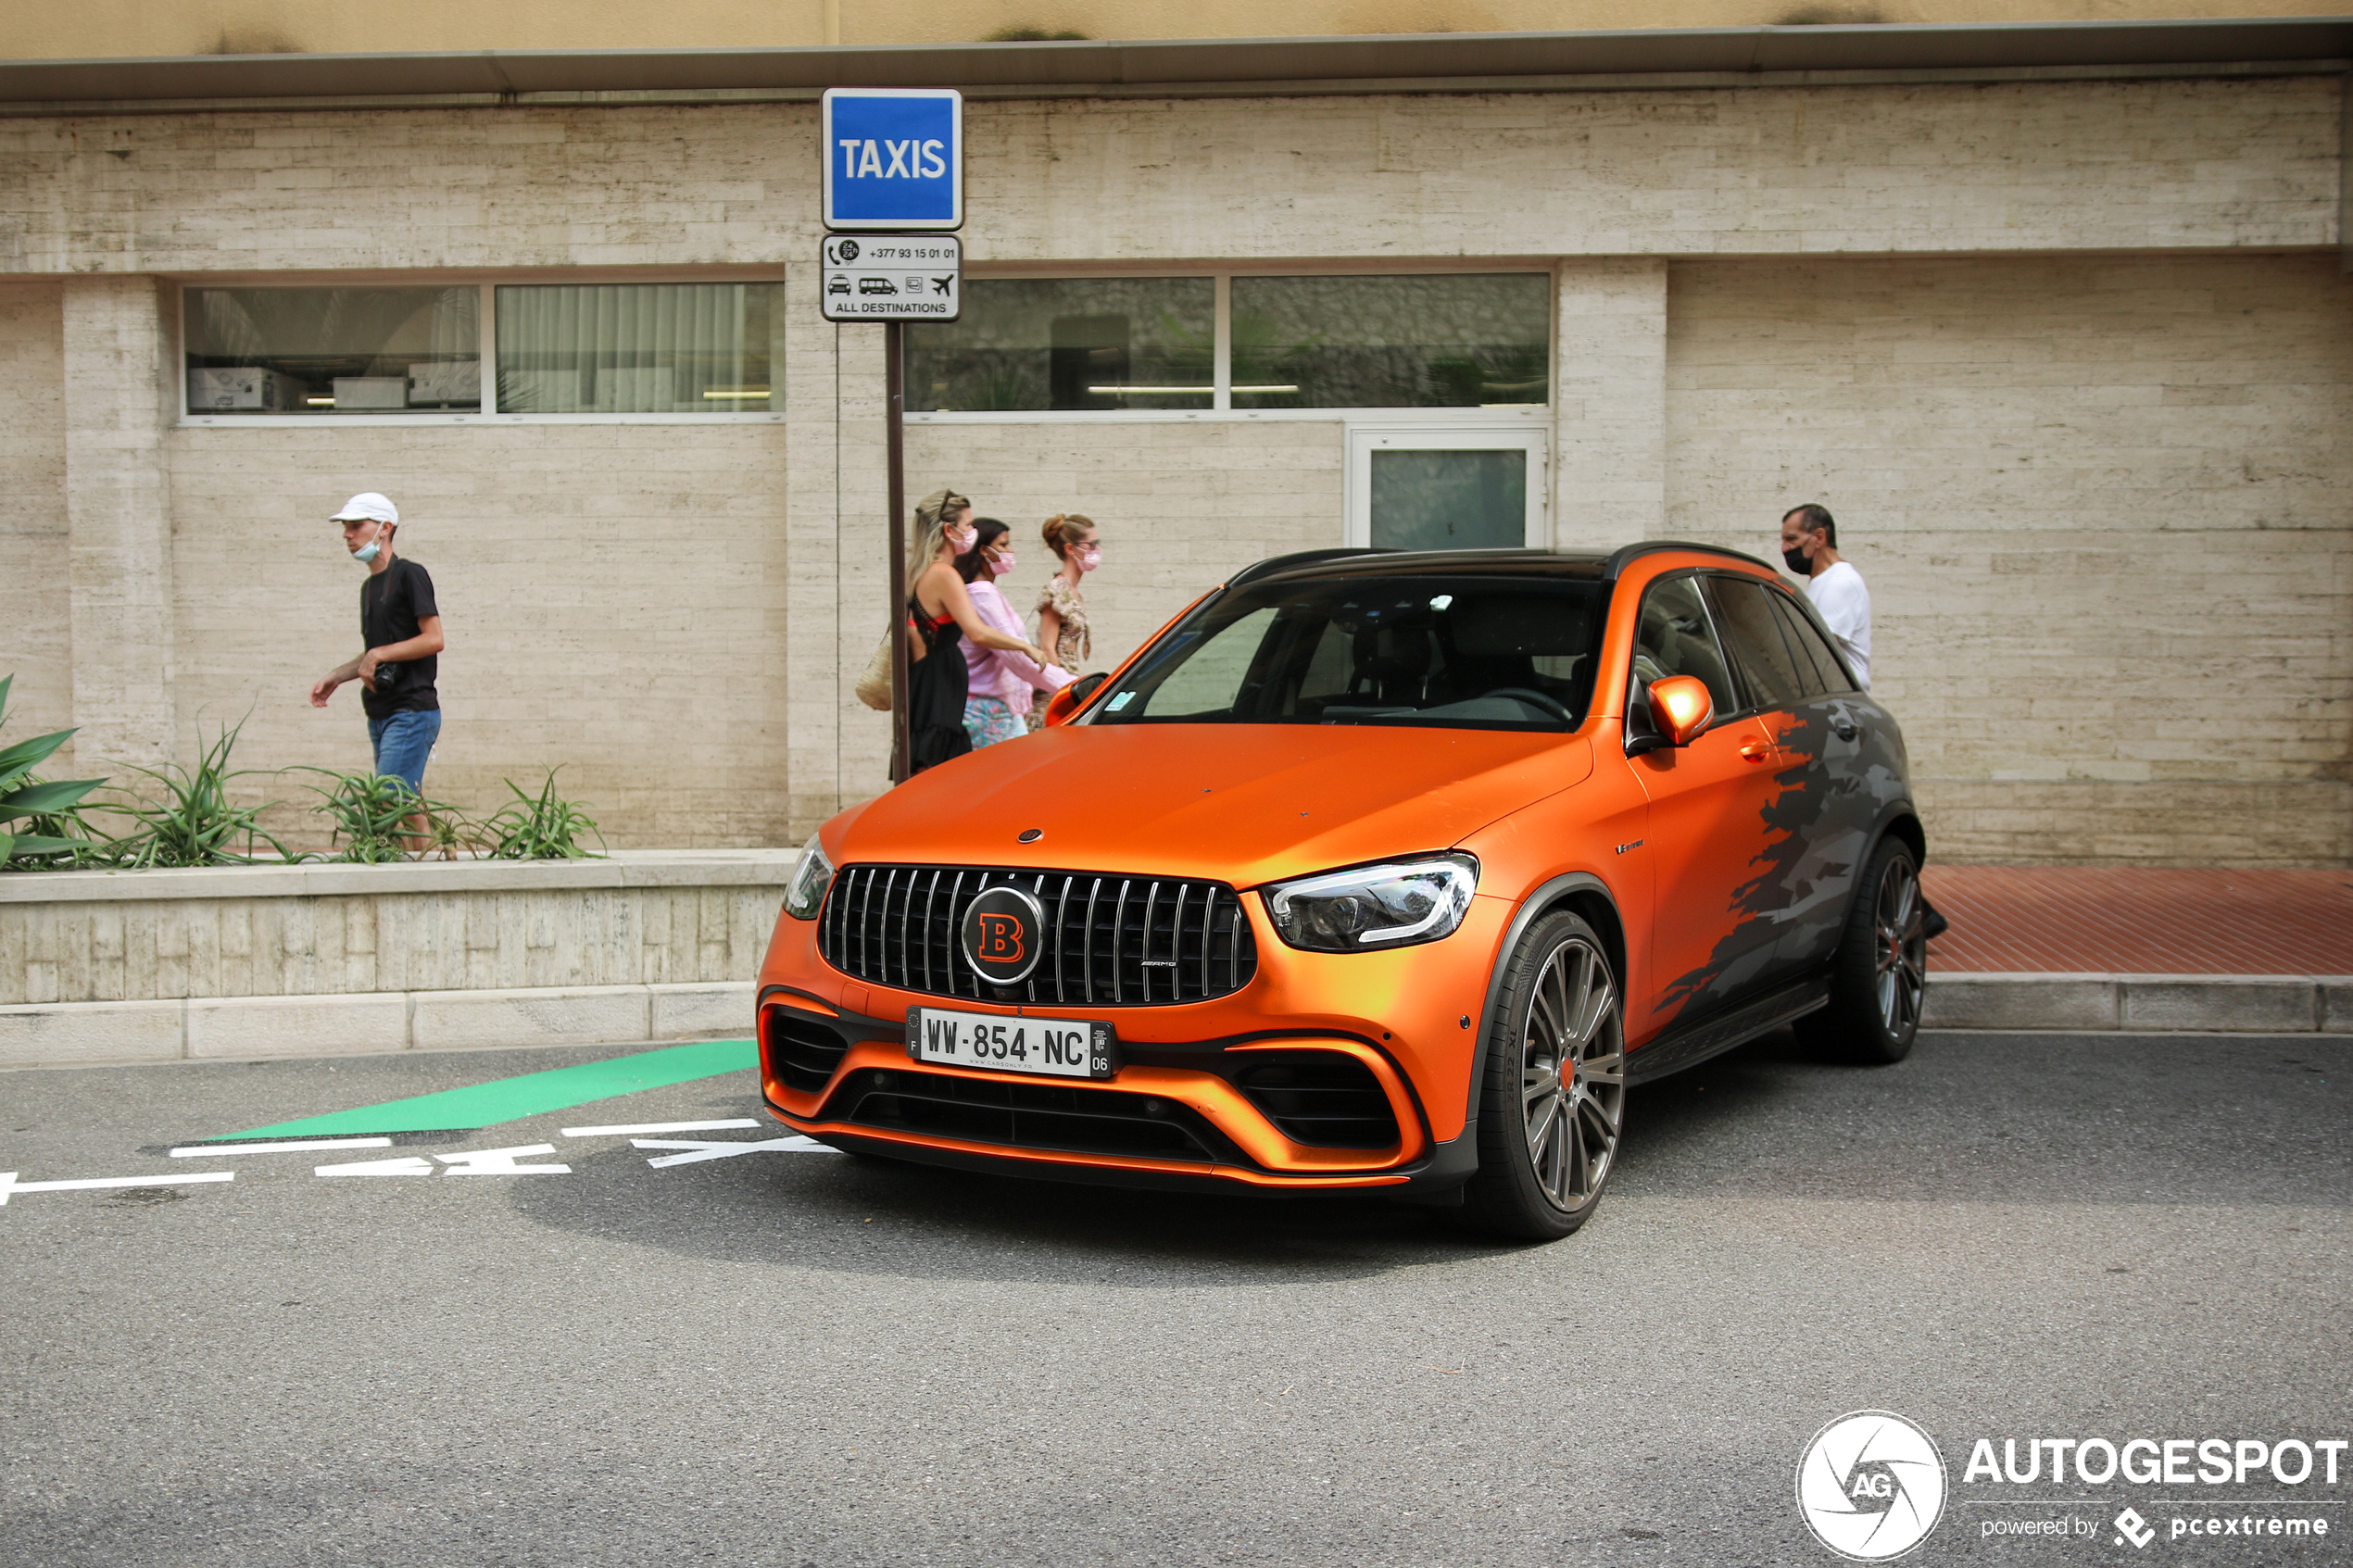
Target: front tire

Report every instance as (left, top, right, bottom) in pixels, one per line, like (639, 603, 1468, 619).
(1798, 835, 1927, 1064)
(1459, 910, 1626, 1241)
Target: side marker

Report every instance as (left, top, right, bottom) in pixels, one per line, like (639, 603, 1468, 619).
(0, 1171, 235, 1205)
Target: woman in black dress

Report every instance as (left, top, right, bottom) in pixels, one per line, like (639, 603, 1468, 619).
(905, 497, 1050, 776)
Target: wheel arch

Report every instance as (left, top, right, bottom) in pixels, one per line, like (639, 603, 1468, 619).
(1463, 872, 1622, 1143)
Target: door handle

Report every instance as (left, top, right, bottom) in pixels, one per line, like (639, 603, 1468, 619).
(1831, 716, 1858, 741)
(1738, 737, 1774, 764)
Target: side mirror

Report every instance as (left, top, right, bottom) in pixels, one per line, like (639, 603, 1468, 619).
(1647, 674, 1714, 747)
(1042, 671, 1108, 728)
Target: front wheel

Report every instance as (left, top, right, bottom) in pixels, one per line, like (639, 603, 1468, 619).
(1798, 835, 1927, 1064)
(1459, 910, 1626, 1241)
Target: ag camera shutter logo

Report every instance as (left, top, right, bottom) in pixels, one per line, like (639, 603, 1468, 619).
(1797, 1411, 1947, 1561)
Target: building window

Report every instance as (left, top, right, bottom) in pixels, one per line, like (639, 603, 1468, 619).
(184, 286, 481, 414)
(495, 283, 778, 414)
(1230, 275, 1550, 409)
(181, 282, 783, 419)
(903, 277, 1214, 412)
(904, 272, 1548, 414)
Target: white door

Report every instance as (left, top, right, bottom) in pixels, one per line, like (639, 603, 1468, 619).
(1345, 425, 1548, 550)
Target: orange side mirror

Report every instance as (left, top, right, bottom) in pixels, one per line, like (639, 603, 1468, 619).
(1041, 671, 1107, 728)
(1647, 674, 1714, 746)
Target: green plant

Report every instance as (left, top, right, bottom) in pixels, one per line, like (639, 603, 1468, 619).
(0, 674, 110, 869)
(98, 717, 296, 868)
(482, 770, 604, 860)
(303, 769, 474, 862)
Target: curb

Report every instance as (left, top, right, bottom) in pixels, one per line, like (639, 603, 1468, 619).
(1922, 973, 2353, 1034)
(0, 983, 757, 1070)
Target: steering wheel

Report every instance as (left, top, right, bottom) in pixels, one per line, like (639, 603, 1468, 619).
(1482, 687, 1574, 722)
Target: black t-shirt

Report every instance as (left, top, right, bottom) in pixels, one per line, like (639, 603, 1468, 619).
(359, 556, 441, 719)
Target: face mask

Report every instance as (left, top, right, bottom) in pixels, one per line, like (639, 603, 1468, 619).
(1781, 546, 1811, 574)
(987, 549, 1015, 576)
(351, 532, 383, 565)
(1076, 547, 1101, 573)
(947, 525, 975, 555)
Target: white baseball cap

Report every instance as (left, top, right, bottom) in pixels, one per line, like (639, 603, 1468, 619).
(330, 492, 399, 525)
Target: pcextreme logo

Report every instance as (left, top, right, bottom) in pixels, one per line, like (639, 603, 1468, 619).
(1798, 1411, 1949, 1561)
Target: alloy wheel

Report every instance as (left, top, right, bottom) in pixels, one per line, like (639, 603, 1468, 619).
(1874, 859, 1928, 1037)
(1520, 935, 1625, 1212)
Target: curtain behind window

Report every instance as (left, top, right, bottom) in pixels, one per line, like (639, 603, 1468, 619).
(496, 283, 774, 413)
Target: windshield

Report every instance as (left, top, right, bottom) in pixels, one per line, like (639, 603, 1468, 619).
(1090, 571, 1608, 731)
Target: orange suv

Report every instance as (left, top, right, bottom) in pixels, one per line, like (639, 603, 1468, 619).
(756, 544, 1929, 1239)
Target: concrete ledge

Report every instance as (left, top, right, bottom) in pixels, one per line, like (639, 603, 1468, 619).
(1925, 973, 2353, 1033)
(0, 848, 799, 904)
(0, 999, 185, 1069)
(187, 992, 409, 1060)
(0, 981, 758, 1068)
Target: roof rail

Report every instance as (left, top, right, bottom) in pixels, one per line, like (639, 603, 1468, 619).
(1225, 546, 1390, 589)
(1603, 541, 1778, 581)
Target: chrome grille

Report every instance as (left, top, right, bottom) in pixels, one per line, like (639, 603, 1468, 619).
(817, 864, 1257, 1006)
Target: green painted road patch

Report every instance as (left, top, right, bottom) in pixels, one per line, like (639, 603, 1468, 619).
(209, 1039, 760, 1140)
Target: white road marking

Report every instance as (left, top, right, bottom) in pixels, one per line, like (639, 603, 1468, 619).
(316, 1156, 436, 1177)
(0, 1171, 235, 1205)
(172, 1137, 392, 1158)
(629, 1136, 837, 1168)
(560, 1119, 761, 1137)
(435, 1145, 570, 1175)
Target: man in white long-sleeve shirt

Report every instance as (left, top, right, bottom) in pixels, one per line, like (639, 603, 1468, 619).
(1776, 501, 1946, 939)
(1779, 503, 1869, 689)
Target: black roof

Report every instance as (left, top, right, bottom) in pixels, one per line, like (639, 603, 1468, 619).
(1227, 541, 1773, 589)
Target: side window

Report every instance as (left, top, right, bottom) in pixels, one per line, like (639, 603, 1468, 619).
(1630, 574, 1740, 722)
(1707, 577, 1809, 712)
(1771, 591, 1856, 695)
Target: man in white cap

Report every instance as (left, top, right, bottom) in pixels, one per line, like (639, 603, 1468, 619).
(309, 494, 446, 829)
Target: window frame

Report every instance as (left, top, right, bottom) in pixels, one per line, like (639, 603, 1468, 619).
(1629, 569, 1745, 731)
(907, 263, 1554, 426)
(175, 276, 789, 427)
(1704, 573, 1817, 718)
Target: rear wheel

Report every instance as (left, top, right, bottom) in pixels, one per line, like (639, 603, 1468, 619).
(1459, 910, 1626, 1241)
(1798, 836, 1927, 1064)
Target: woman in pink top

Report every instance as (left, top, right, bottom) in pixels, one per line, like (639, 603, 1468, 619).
(957, 518, 1071, 746)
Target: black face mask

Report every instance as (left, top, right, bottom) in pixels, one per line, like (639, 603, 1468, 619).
(1782, 546, 1812, 574)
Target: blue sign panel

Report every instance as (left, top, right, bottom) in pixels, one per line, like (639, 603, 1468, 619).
(822, 88, 963, 232)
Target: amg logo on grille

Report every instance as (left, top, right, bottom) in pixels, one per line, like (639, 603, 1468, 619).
(961, 885, 1047, 985)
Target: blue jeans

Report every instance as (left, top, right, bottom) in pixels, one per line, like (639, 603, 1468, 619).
(368, 709, 441, 795)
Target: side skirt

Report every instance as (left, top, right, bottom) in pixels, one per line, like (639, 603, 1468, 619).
(1625, 972, 1830, 1085)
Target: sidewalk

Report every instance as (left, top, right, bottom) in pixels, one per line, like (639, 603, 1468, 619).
(1919, 865, 2353, 1033)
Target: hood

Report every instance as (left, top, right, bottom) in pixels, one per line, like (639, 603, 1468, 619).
(832, 722, 1594, 887)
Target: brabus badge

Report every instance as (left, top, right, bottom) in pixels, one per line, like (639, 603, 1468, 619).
(961, 885, 1048, 985)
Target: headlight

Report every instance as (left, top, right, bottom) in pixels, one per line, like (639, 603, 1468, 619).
(783, 833, 836, 921)
(1262, 854, 1478, 952)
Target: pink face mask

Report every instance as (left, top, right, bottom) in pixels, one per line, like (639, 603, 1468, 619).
(947, 524, 975, 555)
(987, 549, 1016, 577)
(1075, 546, 1101, 573)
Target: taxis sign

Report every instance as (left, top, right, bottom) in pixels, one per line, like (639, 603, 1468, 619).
(819, 233, 961, 322)
(822, 87, 963, 232)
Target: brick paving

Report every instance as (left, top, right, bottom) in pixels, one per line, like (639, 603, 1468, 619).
(1919, 865, 2353, 976)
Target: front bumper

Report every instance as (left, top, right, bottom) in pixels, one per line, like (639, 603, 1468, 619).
(753, 887, 1514, 1193)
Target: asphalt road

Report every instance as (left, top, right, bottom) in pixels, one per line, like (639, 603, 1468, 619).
(2, 1027, 2347, 1567)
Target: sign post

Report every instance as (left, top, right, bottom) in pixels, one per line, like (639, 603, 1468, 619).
(822, 87, 963, 784)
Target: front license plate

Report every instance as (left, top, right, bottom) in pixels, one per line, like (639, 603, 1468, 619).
(905, 1007, 1116, 1081)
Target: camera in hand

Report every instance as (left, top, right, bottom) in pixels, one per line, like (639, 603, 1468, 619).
(372, 659, 401, 693)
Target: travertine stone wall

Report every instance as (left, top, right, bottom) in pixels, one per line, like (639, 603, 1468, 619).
(0, 78, 2333, 274)
(1555, 258, 1669, 551)
(62, 277, 176, 772)
(0, 282, 70, 745)
(0, 855, 789, 1006)
(161, 418, 793, 846)
(1663, 252, 2353, 865)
